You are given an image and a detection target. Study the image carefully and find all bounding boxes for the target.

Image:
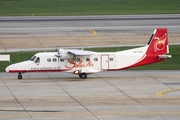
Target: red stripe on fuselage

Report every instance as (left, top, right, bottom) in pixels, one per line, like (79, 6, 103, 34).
(9, 69, 69, 73)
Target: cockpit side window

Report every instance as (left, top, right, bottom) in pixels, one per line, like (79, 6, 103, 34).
(30, 56, 36, 61)
(35, 57, 40, 63)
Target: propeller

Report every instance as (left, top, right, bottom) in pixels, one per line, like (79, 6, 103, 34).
(55, 47, 61, 62)
(58, 49, 60, 62)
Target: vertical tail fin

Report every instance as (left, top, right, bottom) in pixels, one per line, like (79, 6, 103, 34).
(146, 28, 169, 55)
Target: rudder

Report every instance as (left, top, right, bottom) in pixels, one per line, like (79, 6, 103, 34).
(146, 28, 169, 55)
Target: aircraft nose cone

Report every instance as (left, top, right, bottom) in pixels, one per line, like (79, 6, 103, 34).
(5, 66, 10, 72)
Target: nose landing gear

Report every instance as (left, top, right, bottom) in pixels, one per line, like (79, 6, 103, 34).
(18, 72, 22, 80)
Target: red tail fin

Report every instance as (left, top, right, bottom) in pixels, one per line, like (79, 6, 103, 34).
(146, 28, 169, 55)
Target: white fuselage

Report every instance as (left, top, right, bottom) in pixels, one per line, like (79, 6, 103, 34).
(6, 46, 148, 74)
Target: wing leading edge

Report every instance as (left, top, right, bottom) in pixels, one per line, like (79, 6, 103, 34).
(68, 49, 92, 56)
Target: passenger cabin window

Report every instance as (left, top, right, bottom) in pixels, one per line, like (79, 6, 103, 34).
(30, 56, 36, 61)
(53, 58, 57, 62)
(110, 57, 114, 61)
(47, 58, 51, 62)
(94, 58, 98, 61)
(60, 59, 64, 62)
(86, 58, 90, 61)
(76, 58, 80, 62)
(35, 57, 40, 63)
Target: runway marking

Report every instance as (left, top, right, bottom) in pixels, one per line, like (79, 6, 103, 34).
(90, 29, 97, 36)
(156, 89, 180, 96)
(82, 29, 97, 36)
(156, 90, 170, 96)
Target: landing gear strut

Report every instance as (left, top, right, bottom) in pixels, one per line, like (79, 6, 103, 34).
(18, 72, 22, 80)
(79, 73, 87, 79)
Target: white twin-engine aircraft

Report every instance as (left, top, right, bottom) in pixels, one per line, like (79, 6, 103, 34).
(6, 28, 171, 79)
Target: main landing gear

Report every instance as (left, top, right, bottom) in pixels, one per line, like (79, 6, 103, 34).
(18, 72, 22, 80)
(17, 72, 87, 79)
(79, 73, 87, 79)
(74, 70, 87, 79)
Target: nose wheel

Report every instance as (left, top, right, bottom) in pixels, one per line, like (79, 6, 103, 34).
(79, 73, 87, 79)
(18, 73, 22, 80)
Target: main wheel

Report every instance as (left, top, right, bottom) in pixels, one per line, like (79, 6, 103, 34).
(79, 73, 87, 79)
(18, 74, 22, 80)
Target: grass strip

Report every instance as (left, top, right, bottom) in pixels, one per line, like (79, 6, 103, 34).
(0, 0, 180, 16)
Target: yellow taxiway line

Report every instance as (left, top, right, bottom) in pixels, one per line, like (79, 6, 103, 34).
(82, 29, 97, 36)
(156, 89, 180, 96)
(90, 29, 97, 36)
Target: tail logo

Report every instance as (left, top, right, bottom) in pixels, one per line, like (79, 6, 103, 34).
(154, 33, 166, 52)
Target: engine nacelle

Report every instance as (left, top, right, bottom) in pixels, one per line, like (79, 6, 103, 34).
(55, 49, 74, 60)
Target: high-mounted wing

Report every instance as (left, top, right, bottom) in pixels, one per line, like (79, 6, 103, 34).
(68, 49, 91, 56)
(55, 49, 92, 60)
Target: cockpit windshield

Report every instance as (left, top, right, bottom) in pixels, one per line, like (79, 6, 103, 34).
(30, 56, 36, 61)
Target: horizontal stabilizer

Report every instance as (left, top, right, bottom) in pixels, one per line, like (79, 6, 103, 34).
(158, 55, 172, 59)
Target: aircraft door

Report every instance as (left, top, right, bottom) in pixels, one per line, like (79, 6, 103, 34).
(101, 55, 109, 70)
(109, 55, 115, 69)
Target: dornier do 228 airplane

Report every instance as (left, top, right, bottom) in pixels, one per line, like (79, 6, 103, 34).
(6, 28, 171, 79)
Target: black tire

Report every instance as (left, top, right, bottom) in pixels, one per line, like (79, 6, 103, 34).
(18, 75, 22, 80)
(79, 73, 87, 79)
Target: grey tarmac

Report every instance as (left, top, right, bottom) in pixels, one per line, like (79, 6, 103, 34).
(0, 70, 180, 120)
(0, 15, 180, 120)
(0, 15, 180, 51)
